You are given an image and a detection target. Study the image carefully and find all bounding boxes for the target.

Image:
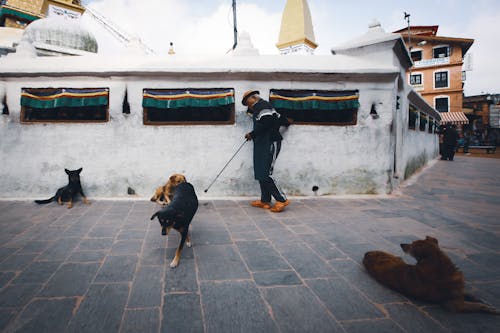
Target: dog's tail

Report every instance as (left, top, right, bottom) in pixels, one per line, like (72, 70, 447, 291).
(150, 212, 159, 221)
(34, 196, 55, 204)
(446, 299, 500, 315)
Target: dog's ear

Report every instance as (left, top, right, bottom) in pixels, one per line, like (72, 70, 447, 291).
(77, 168, 82, 174)
(400, 243, 411, 253)
(425, 236, 439, 246)
(65, 168, 70, 174)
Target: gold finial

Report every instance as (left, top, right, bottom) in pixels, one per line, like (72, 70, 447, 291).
(276, 0, 318, 54)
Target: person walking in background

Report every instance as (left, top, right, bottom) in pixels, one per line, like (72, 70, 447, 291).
(242, 90, 291, 213)
(442, 124, 459, 161)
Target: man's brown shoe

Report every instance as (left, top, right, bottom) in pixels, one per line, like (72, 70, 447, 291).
(270, 199, 290, 213)
(250, 200, 271, 209)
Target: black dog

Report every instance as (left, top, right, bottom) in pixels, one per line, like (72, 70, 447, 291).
(35, 168, 90, 209)
(150, 182, 198, 268)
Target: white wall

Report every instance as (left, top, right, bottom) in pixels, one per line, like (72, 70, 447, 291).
(0, 74, 403, 199)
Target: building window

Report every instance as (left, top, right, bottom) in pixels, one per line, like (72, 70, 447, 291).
(411, 50, 422, 62)
(419, 112, 427, 131)
(435, 97, 449, 112)
(433, 45, 450, 58)
(409, 104, 417, 130)
(434, 71, 448, 88)
(269, 89, 359, 125)
(428, 118, 434, 133)
(142, 88, 235, 125)
(20, 88, 109, 123)
(410, 73, 422, 85)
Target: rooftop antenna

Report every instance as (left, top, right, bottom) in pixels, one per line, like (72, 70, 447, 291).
(404, 12, 412, 76)
(232, 0, 238, 50)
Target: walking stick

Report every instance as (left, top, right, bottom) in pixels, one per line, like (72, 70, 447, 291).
(204, 140, 248, 193)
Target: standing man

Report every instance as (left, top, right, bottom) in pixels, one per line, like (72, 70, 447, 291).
(442, 124, 458, 161)
(242, 90, 291, 213)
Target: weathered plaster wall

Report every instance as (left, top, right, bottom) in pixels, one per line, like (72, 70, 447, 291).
(401, 127, 439, 180)
(0, 74, 401, 199)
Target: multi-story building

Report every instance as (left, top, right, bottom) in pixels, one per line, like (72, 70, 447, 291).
(394, 25, 473, 125)
(463, 94, 500, 145)
(0, 0, 84, 28)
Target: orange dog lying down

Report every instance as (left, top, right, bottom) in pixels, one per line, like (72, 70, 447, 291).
(363, 236, 499, 314)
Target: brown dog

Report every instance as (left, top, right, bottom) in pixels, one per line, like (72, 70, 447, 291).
(150, 174, 186, 205)
(363, 236, 499, 314)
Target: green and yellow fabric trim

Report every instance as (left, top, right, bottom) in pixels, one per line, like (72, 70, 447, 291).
(269, 90, 359, 111)
(143, 89, 235, 109)
(0, 6, 42, 22)
(21, 88, 109, 109)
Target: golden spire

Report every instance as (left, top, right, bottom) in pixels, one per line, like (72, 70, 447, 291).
(276, 0, 318, 55)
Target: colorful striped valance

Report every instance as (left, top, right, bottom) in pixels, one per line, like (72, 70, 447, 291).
(21, 88, 109, 109)
(143, 89, 235, 109)
(270, 90, 359, 111)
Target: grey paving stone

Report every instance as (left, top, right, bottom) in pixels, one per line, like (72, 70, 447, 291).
(253, 270, 302, 287)
(306, 278, 385, 320)
(335, 242, 381, 265)
(424, 305, 500, 333)
(0, 253, 37, 271)
(67, 250, 107, 263)
(117, 229, 147, 240)
(39, 262, 100, 297)
(0, 247, 19, 262)
(474, 281, 500, 309)
(162, 293, 203, 333)
(140, 247, 166, 266)
(230, 230, 266, 241)
(17, 240, 53, 255)
(12, 261, 61, 284)
(262, 285, 344, 333)
(165, 257, 198, 293)
(110, 239, 143, 255)
(301, 236, 348, 260)
(196, 245, 250, 281)
(128, 265, 163, 308)
(342, 319, 405, 333)
(385, 303, 448, 333)
(201, 280, 278, 333)
(0, 308, 17, 331)
(330, 259, 407, 303)
(236, 240, 290, 272)
(37, 237, 81, 261)
(77, 237, 114, 251)
(0, 283, 41, 308)
(88, 225, 120, 237)
(276, 243, 337, 278)
(67, 283, 129, 333)
(6, 297, 76, 333)
(0, 271, 15, 289)
(122, 308, 160, 333)
(94, 255, 138, 283)
(192, 227, 232, 245)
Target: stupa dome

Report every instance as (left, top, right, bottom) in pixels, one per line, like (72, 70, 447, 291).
(23, 16, 98, 55)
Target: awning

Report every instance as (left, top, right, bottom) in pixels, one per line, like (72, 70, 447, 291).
(270, 90, 359, 111)
(0, 6, 41, 22)
(439, 111, 469, 125)
(143, 89, 234, 109)
(21, 88, 109, 108)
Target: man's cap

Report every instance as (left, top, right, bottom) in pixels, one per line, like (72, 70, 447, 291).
(241, 90, 260, 106)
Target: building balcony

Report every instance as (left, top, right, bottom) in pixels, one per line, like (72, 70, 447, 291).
(413, 57, 450, 68)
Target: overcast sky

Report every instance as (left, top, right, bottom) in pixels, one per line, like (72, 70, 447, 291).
(81, 0, 500, 96)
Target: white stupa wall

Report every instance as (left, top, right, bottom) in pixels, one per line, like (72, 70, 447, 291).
(0, 72, 408, 199)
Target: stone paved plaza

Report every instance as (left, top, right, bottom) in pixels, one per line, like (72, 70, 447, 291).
(0, 156, 499, 332)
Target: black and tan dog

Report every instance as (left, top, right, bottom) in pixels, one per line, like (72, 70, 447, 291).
(150, 181, 198, 268)
(35, 168, 90, 209)
(150, 173, 186, 205)
(363, 236, 499, 314)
